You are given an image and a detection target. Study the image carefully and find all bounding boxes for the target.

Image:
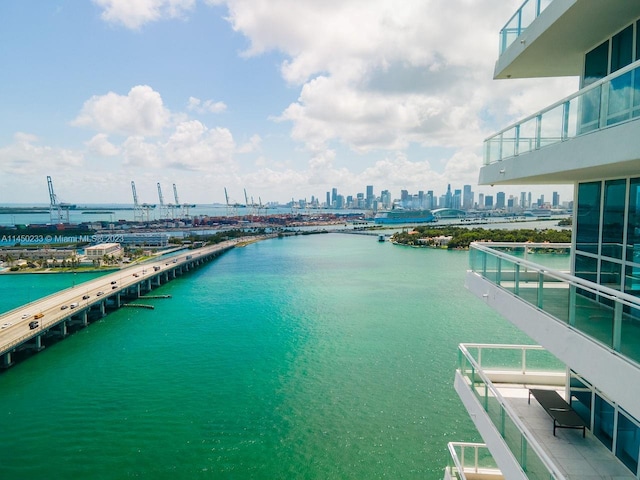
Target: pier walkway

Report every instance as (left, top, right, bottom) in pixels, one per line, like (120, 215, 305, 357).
(0, 238, 254, 369)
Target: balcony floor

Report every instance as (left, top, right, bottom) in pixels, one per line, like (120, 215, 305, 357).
(495, 384, 635, 479)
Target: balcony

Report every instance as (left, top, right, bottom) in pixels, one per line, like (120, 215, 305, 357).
(456, 343, 636, 479)
(499, 0, 552, 54)
(494, 1, 640, 80)
(466, 242, 640, 424)
(469, 242, 640, 364)
(485, 59, 640, 166)
(444, 442, 503, 480)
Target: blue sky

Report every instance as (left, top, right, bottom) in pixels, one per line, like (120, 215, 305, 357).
(0, 0, 576, 205)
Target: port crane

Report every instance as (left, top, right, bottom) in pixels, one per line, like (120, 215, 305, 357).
(131, 181, 143, 222)
(224, 187, 234, 216)
(157, 182, 171, 220)
(47, 175, 71, 224)
(173, 184, 194, 219)
(131, 181, 155, 222)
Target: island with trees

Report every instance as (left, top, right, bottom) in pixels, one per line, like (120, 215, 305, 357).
(391, 226, 571, 249)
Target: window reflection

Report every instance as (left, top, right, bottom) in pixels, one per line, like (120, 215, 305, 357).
(627, 178, 640, 263)
(616, 411, 640, 474)
(576, 182, 601, 254)
(602, 179, 626, 258)
(594, 394, 615, 450)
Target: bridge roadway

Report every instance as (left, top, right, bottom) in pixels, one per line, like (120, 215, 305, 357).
(0, 239, 251, 369)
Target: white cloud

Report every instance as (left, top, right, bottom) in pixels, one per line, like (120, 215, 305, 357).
(94, 0, 196, 29)
(86, 134, 120, 157)
(187, 97, 228, 114)
(72, 85, 171, 137)
(163, 120, 236, 171)
(214, 0, 576, 167)
(0, 132, 84, 175)
(122, 136, 161, 167)
(237, 134, 261, 154)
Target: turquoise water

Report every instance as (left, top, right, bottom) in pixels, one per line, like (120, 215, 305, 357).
(0, 234, 527, 479)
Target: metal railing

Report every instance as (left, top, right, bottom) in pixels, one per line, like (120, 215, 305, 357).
(469, 242, 640, 365)
(484, 59, 640, 165)
(458, 343, 565, 480)
(499, 0, 552, 54)
(446, 442, 502, 479)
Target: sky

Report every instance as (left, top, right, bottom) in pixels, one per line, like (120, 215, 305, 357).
(0, 0, 577, 206)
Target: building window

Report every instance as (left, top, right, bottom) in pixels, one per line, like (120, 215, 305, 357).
(616, 409, 640, 475)
(576, 181, 601, 254)
(611, 24, 634, 73)
(584, 40, 610, 87)
(594, 394, 616, 450)
(602, 179, 626, 259)
(570, 373, 592, 426)
(575, 254, 598, 301)
(627, 178, 640, 263)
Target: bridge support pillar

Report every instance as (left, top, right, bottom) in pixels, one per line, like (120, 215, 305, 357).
(59, 321, 67, 337)
(100, 301, 106, 317)
(81, 311, 88, 326)
(116, 293, 121, 308)
(1, 352, 13, 369)
(31, 335, 44, 352)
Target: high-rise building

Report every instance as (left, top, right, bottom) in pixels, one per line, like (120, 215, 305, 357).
(331, 188, 338, 207)
(326, 192, 331, 208)
(445, 184, 453, 208)
(484, 195, 493, 208)
(453, 189, 462, 209)
(366, 185, 374, 209)
(478, 193, 484, 209)
(427, 190, 434, 210)
(447, 3, 640, 479)
(520, 191, 527, 210)
(380, 190, 391, 210)
(463, 185, 474, 210)
(400, 189, 409, 208)
(496, 191, 506, 209)
(553, 191, 560, 207)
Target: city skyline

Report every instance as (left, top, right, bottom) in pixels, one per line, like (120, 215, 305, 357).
(0, 1, 576, 205)
(311, 183, 568, 211)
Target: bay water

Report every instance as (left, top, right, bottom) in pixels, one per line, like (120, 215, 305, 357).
(0, 233, 528, 479)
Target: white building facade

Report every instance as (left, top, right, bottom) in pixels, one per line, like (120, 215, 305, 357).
(447, 2, 640, 479)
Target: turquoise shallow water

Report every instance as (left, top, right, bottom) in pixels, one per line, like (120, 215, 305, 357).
(0, 234, 528, 479)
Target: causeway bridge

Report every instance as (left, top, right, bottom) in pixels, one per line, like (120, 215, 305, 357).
(0, 239, 250, 369)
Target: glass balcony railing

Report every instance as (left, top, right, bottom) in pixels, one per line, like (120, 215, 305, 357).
(484, 59, 640, 165)
(499, 0, 552, 54)
(446, 442, 503, 480)
(469, 242, 640, 365)
(457, 343, 564, 479)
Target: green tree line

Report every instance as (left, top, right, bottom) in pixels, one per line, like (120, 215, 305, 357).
(391, 226, 571, 249)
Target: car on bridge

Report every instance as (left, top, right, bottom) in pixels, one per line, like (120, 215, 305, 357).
(29, 321, 38, 330)
(82, 295, 90, 300)
(60, 305, 68, 310)
(96, 291, 104, 296)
